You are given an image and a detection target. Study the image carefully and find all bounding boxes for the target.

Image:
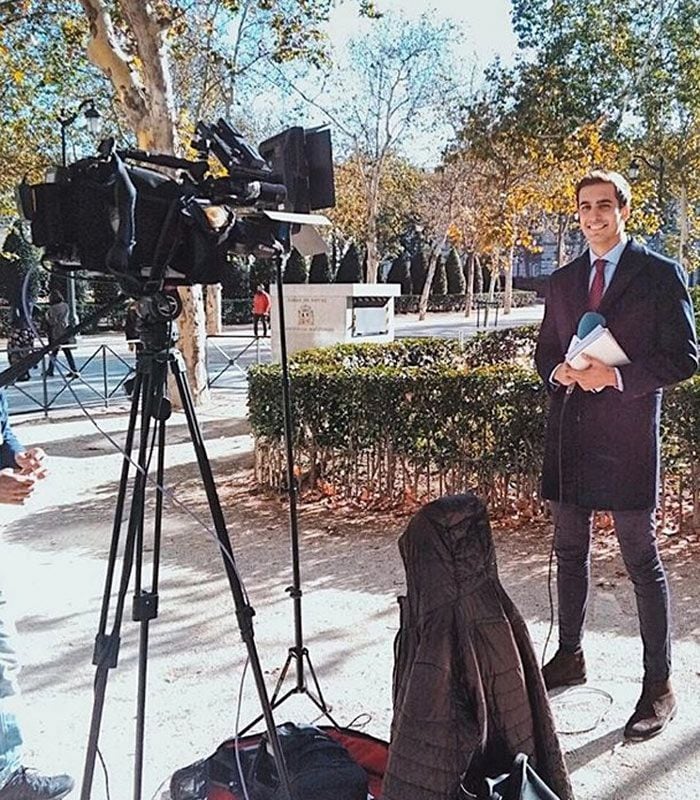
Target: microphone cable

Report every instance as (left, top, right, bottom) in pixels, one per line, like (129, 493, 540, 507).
(541, 381, 572, 668)
(540, 379, 615, 736)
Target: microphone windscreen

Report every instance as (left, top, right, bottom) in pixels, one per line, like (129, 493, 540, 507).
(577, 311, 606, 339)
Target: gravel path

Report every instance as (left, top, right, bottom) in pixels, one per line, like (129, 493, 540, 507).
(2, 390, 699, 800)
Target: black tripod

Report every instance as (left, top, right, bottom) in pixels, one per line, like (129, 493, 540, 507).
(240, 252, 336, 734)
(79, 291, 293, 800)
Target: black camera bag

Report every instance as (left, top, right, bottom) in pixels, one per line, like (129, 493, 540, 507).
(248, 722, 368, 800)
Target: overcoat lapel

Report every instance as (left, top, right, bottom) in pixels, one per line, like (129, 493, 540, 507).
(569, 252, 592, 325)
(598, 239, 646, 315)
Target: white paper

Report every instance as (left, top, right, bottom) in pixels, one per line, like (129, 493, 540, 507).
(565, 325, 630, 370)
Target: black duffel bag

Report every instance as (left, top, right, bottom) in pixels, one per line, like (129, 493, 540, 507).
(248, 722, 369, 800)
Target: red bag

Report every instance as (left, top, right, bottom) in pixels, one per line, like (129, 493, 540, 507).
(170, 725, 389, 800)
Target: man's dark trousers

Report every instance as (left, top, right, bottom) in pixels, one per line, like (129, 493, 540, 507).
(551, 501, 671, 682)
(253, 313, 268, 337)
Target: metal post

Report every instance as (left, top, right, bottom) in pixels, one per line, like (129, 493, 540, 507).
(66, 275, 79, 327)
(59, 113, 79, 327)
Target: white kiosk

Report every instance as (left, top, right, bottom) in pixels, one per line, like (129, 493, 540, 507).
(269, 283, 401, 362)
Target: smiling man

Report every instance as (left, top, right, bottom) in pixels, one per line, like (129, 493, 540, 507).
(534, 169, 698, 741)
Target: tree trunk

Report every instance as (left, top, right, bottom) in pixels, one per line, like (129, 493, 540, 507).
(503, 246, 514, 314)
(365, 165, 381, 283)
(177, 285, 211, 407)
(556, 213, 568, 268)
(418, 238, 445, 320)
(475, 254, 484, 294)
(206, 284, 223, 335)
(678, 182, 688, 268)
(464, 252, 475, 318)
(487, 261, 498, 300)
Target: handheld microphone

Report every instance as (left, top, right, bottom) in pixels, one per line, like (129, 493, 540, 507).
(565, 312, 607, 394)
(577, 311, 606, 339)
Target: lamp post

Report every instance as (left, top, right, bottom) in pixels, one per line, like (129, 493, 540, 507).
(628, 154, 666, 247)
(58, 99, 102, 327)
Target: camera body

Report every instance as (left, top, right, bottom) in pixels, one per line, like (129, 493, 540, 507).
(17, 120, 335, 293)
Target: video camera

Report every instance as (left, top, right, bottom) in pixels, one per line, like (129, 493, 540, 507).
(17, 119, 335, 296)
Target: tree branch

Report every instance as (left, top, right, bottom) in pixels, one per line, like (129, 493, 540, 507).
(78, 0, 148, 139)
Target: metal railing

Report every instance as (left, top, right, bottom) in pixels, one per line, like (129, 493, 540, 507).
(205, 333, 268, 388)
(4, 344, 135, 416)
(3, 333, 269, 417)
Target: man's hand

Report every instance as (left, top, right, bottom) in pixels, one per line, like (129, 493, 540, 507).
(15, 447, 48, 479)
(0, 468, 36, 504)
(570, 355, 618, 391)
(553, 362, 578, 388)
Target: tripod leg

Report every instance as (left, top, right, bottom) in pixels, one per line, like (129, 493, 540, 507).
(169, 353, 294, 800)
(81, 369, 157, 800)
(133, 378, 168, 800)
(273, 255, 306, 694)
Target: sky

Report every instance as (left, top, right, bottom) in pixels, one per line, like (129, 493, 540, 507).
(249, 1, 518, 166)
(319, 0, 518, 166)
(328, 0, 517, 70)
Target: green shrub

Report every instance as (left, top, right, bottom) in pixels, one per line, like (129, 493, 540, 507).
(284, 249, 308, 283)
(431, 253, 447, 295)
(309, 253, 334, 283)
(249, 331, 699, 516)
(336, 243, 363, 283)
(386, 253, 412, 294)
(410, 248, 428, 295)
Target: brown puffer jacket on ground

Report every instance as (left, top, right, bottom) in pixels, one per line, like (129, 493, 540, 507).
(382, 493, 574, 800)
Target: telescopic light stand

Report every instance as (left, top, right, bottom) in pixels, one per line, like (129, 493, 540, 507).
(79, 291, 293, 800)
(240, 251, 337, 736)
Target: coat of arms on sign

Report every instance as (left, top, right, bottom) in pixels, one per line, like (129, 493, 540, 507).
(298, 304, 314, 327)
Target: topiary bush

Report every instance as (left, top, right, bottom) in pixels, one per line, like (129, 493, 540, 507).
(445, 247, 465, 295)
(336, 243, 363, 283)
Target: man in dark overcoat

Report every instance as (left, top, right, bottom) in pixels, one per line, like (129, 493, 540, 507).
(534, 169, 698, 741)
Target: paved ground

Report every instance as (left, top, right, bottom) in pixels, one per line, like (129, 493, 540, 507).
(2, 303, 699, 800)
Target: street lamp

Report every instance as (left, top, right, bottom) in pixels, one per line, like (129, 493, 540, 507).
(59, 98, 102, 166)
(58, 99, 102, 326)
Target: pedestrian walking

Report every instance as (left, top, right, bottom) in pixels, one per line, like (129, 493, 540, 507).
(44, 292, 78, 378)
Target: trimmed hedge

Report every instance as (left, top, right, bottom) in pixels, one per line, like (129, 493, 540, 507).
(249, 327, 699, 520)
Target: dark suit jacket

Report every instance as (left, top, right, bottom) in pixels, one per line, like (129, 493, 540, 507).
(535, 239, 698, 510)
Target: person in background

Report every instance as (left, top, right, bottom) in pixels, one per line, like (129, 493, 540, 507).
(44, 292, 78, 378)
(0, 390, 74, 800)
(252, 284, 271, 338)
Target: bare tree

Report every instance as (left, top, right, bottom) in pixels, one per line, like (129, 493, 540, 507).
(282, 11, 461, 282)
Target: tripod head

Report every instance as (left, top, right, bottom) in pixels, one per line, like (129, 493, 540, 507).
(130, 290, 182, 352)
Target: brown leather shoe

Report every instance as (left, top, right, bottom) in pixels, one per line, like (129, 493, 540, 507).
(624, 679, 677, 741)
(542, 648, 587, 690)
